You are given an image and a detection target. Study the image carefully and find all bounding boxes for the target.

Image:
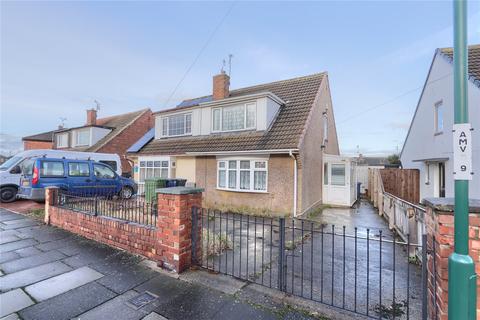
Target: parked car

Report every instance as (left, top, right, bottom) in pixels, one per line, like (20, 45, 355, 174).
(17, 157, 136, 201)
(0, 149, 122, 203)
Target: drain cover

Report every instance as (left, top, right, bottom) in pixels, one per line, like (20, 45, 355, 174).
(126, 291, 158, 310)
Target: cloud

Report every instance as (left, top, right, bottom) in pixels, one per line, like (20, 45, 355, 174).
(0, 133, 23, 156)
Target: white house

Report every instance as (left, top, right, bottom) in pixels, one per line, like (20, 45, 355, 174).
(401, 45, 480, 201)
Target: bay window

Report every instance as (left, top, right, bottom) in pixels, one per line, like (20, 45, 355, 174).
(217, 159, 268, 192)
(161, 113, 192, 137)
(212, 102, 256, 132)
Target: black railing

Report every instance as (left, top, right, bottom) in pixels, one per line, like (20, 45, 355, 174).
(191, 207, 436, 320)
(56, 191, 158, 227)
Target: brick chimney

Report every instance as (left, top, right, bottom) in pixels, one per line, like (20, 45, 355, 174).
(86, 109, 97, 126)
(213, 71, 230, 100)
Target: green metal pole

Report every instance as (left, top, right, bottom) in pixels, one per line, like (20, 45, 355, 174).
(449, 1, 476, 319)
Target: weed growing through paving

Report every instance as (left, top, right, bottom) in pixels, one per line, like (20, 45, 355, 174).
(28, 208, 45, 220)
(373, 300, 407, 319)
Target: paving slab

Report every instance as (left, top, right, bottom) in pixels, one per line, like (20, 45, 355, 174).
(73, 290, 151, 320)
(0, 313, 20, 320)
(154, 285, 234, 320)
(19, 282, 116, 320)
(0, 239, 38, 253)
(0, 261, 72, 292)
(0, 251, 19, 264)
(212, 299, 278, 320)
(0, 250, 66, 274)
(142, 312, 168, 320)
(134, 274, 192, 305)
(14, 246, 42, 258)
(0, 220, 39, 230)
(96, 263, 157, 294)
(0, 212, 24, 222)
(0, 235, 20, 245)
(25, 266, 104, 301)
(1, 219, 30, 225)
(35, 236, 76, 252)
(0, 289, 34, 317)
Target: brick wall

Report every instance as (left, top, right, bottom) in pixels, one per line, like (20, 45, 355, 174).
(97, 110, 154, 174)
(23, 140, 53, 150)
(425, 199, 480, 320)
(45, 187, 203, 274)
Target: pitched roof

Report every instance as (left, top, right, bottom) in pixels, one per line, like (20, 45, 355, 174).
(136, 73, 326, 155)
(440, 44, 480, 85)
(22, 130, 56, 142)
(87, 109, 150, 152)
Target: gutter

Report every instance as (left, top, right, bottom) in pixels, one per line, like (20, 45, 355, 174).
(289, 150, 298, 217)
(185, 149, 299, 156)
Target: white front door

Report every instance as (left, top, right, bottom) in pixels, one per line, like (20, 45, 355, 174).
(323, 162, 349, 206)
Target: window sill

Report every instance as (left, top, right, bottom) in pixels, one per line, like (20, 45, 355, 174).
(160, 133, 192, 139)
(216, 187, 268, 194)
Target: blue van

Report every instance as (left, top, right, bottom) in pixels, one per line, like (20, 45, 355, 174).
(18, 157, 137, 201)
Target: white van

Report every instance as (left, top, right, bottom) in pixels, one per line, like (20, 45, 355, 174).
(0, 149, 122, 203)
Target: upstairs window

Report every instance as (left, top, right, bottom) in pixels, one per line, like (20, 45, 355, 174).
(434, 101, 443, 134)
(56, 133, 68, 148)
(212, 102, 256, 132)
(76, 129, 90, 146)
(217, 159, 267, 192)
(161, 113, 192, 137)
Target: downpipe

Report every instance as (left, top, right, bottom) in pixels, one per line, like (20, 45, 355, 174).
(289, 150, 298, 217)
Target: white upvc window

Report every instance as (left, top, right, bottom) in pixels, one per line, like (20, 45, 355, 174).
(434, 101, 443, 134)
(217, 159, 268, 192)
(138, 159, 170, 182)
(56, 133, 68, 148)
(212, 102, 256, 133)
(75, 129, 90, 146)
(161, 113, 192, 137)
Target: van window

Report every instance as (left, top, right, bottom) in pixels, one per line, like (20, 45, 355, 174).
(93, 164, 115, 179)
(21, 159, 35, 175)
(99, 160, 117, 171)
(40, 161, 65, 177)
(68, 162, 90, 177)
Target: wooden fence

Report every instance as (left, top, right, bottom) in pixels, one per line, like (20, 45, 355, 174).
(377, 168, 420, 204)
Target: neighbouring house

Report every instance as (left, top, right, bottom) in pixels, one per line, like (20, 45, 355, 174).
(128, 72, 340, 216)
(53, 108, 154, 174)
(401, 44, 480, 201)
(22, 130, 57, 150)
(354, 155, 389, 195)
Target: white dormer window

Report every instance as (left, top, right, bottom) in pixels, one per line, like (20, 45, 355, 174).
(212, 102, 256, 132)
(161, 113, 192, 137)
(76, 129, 90, 146)
(56, 133, 68, 148)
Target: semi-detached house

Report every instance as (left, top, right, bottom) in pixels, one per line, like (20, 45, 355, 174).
(128, 72, 340, 216)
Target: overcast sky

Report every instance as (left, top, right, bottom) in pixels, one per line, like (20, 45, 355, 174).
(1, 1, 479, 156)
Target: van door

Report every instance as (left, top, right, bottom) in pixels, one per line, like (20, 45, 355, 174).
(92, 163, 119, 196)
(67, 161, 95, 196)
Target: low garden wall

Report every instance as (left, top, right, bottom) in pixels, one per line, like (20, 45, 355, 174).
(44, 186, 203, 273)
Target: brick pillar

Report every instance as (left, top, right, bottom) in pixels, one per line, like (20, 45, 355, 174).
(44, 186, 59, 225)
(156, 187, 203, 273)
(425, 198, 480, 320)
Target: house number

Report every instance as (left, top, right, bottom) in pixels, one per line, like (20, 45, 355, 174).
(453, 123, 473, 180)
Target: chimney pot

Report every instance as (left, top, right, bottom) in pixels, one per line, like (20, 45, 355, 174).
(213, 72, 230, 100)
(86, 109, 97, 126)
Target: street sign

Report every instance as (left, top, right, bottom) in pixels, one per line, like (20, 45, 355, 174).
(453, 123, 473, 180)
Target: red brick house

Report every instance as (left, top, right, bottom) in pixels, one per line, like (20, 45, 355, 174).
(52, 108, 153, 174)
(22, 130, 56, 150)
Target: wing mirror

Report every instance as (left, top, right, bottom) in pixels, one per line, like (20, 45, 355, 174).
(10, 165, 21, 174)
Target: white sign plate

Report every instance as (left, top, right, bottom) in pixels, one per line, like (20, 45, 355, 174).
(453, 123, 473, 180)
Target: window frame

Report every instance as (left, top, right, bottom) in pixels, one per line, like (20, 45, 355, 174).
(93, 163, 116, 179)
(330, 163, 346, 186)
(138, 157, 171, 183)
(160, 113, 192, 138)
(56, 133, 69, 148)
(434, 101, 444, 135)
(75, 128, 90, 146)
(216, 159, 268, 193)
(212, 102, 257, 133)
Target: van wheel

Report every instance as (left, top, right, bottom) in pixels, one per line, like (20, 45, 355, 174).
(1, 186, 18, 203)
(120, 186, 133, 199)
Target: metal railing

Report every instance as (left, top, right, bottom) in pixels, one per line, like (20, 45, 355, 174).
(192, 207, 436, 319)
(56, 191, 157, 227)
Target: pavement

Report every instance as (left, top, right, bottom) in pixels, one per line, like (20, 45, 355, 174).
(0, 199, 43, 215)
(0, 208, 326, 320)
